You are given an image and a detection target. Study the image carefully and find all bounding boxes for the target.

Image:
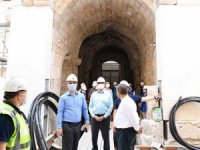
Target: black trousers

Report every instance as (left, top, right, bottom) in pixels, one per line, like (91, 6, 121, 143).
(113, 131, 118, 150)
(91, 116, 110, 150)
(62, 122, 81, 150)
(116, 127, 136, 150)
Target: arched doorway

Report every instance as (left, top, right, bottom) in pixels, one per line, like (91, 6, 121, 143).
(78, 31, 134, 89)
(51, 0, 156, 94)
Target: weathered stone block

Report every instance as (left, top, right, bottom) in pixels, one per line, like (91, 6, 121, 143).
(137, 119, 164, 145)
(166, 121, 200, 145)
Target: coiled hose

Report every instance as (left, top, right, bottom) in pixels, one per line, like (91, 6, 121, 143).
(28, 92, 59, 150)
(169, 96, 200, 150)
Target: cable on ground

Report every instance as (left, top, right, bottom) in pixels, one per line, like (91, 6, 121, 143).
(28, 92, 59, 150)
(169, 96, 200, 150)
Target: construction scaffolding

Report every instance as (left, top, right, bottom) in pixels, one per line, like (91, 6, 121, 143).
(0, 0, 10, 77)
(0, 26, 9, 77)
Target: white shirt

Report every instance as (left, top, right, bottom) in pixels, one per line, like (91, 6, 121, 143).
(114, 95, 140, 131)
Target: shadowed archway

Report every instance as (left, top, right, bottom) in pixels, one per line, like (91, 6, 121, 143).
(51, 0, 156, 94)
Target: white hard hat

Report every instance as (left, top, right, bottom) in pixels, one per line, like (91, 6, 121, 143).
(66, 74, 78, 82)
(119, 80, 129, 87)
(92, 81, 97, 87)
(97, 77, 105, 83)
(4, 76, 28, 92)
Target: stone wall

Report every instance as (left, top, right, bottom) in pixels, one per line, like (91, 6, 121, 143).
(52, 0, 156, 94)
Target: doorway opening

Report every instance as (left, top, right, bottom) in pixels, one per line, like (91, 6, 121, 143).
(102, 61, 120, 86)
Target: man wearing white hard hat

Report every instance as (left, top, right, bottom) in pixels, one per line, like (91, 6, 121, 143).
(0, 76, 30, 150)
(56, 74, 90, 150)
(89, 77, 113, 150)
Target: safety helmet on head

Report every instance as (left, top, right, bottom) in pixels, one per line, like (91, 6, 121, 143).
(92, 81, 97, 87)
(97, 77, 105, 83)
(4, 76, 28, 92)
(119, 80, 129, 87)
(66, 74, 78, 82)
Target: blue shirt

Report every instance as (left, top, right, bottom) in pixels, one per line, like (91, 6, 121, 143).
(140, 87, 147, 112)
(114, 94, 141, 109)
(56, 92, 89, 129)
(89, 90, 113, 118)
(0, 114, 14, 142)
(112, 87, 117, 100)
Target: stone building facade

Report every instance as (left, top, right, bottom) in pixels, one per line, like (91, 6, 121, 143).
(49, 0, 156, 94)
(1, 0, 200, 148)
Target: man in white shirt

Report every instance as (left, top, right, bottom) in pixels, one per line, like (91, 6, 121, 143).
(114, 84, 142, 150)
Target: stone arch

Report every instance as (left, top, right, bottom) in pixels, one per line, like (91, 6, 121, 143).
(51, 0, 156, 94)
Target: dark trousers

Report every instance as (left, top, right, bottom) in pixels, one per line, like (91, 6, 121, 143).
(116, 127, 136, 150)
(113, 131, 118, 150)
(62, 122, 81, 150)
(91, 116, 110, 150)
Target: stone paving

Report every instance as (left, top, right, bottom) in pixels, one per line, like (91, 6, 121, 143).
(78, 124, 115, 150)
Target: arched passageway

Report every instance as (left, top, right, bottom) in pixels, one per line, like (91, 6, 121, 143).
(50, 0, 156, 94)
(79, 44, 133, 87)
(78, 29, 137, 87)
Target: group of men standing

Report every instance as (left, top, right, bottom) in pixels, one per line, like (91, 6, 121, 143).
(56, 73, 153, 150)
(56, 74, 114, 150)
(0, 74, 158, 150)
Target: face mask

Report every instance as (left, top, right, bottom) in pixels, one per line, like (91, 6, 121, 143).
(68, 83, 77, 91)
(98, 84, 105, 90)
(106, 84, 110, 88)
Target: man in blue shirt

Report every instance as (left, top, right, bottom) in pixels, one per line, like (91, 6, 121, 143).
(89, 77, 113, 150)
(56, 74, 90, 150)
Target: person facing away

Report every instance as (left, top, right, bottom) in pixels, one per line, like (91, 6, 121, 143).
(56, 74, 90, 150)
(0, 76, 31, 150)
(113, 80, 159, 149)
(89, 76, 113, 150)
(114, 84, 142, 150)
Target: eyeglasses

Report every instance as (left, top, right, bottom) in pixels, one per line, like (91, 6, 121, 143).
(97, 82, 104, 84)
(68, 82, 77, 84)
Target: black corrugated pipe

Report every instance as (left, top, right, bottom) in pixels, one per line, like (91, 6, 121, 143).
(169, 96, 200, 150)
(28, 92, 59, 150)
